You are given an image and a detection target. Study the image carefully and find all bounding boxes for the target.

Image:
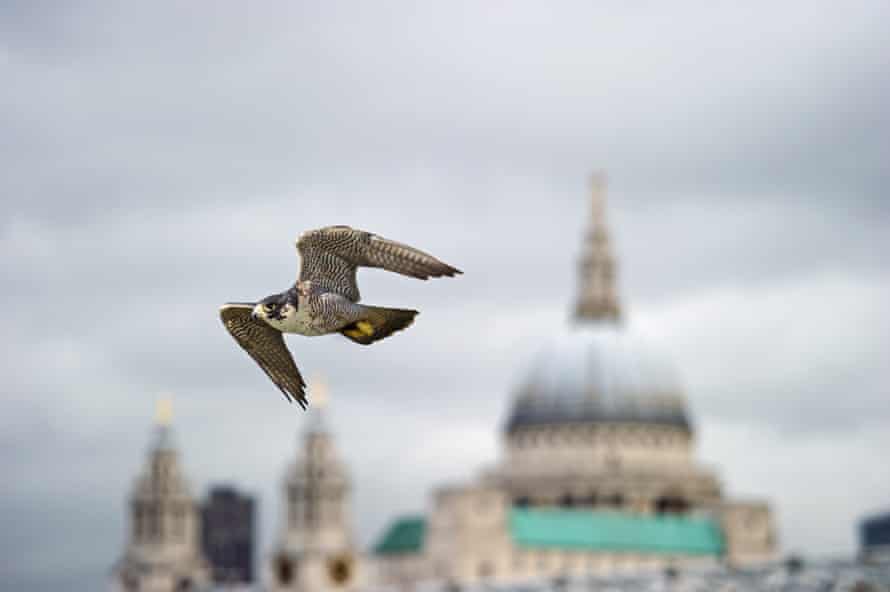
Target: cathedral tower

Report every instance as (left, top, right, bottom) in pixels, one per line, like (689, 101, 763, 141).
(113, 399, 210, 592)
(267, 379, 362, 592)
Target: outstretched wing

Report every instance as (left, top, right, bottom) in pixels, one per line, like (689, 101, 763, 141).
(296, 225, 462, 301)
(219, 303, 307, 408)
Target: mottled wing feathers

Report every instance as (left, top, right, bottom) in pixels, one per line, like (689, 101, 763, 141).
(219, 303, 307, 408)
(296, 225, 462, 301)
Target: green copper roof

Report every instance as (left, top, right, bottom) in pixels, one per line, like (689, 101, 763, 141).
(373, 516, 426, 555)
(510, 508, 724, 555)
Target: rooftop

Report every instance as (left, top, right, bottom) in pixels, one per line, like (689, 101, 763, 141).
(373, 516, 426, 556)
(373, 509, 725, 557)
(511, 508, 724, 556)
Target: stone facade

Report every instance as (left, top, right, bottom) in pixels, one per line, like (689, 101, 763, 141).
(267, 407, 363, 592)
(370, 177, 777, 589)
(114, 177, 778, 592)
(112, 412, 210, 592)
(719, 501, 778, 566)
(496, 422, 722, 513)
(423, 485, 513, 586)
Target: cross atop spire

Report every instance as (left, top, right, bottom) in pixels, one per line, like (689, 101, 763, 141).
(152, 394, 177, 451)
(155, 395, 173, 427)
(574, 173, 622, 323)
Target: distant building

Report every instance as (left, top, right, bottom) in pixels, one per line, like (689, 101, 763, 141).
(202, 486, 255, 584)
(860, 510, 890, 563)
(114, 176, 779, 592)
(266, 380, 364, 592)
(112, 399, 210, 592)
(370, 176, 777, 589)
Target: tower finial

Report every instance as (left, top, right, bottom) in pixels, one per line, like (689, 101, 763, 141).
(310, 374, 329, 409)
(574, 173, 622, 323)
(155, 395, 173, 427)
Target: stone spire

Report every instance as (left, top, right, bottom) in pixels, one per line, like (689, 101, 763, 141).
(113, 397, 209, 592)
(269, 378, 360, 591)
(574, 174, 622, 323)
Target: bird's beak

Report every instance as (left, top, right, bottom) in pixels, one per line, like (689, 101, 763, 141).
(251, 306, 260, 321)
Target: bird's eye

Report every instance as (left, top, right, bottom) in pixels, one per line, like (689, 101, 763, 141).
(264, 303, 274, 311)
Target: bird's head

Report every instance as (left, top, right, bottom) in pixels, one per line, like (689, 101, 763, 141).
(252, 294, 294, 328)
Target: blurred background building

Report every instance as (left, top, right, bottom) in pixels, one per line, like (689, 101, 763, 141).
(370, 177, 776, 589)
(112, 178, 777, 591)
(860, 510, 890, 564)
(201, 486, 255, 585)
(112, 400, 210, 592)
(265, 381, 363, 592)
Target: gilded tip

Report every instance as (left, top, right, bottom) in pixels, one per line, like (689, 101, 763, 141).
(155, 395, 173, 427)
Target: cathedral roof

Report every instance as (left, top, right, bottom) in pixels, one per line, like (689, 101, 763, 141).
(505, 177, 690, 432)
(511, 508, 724, 555)
(373, 510, 725, 556)
(373, 516, 426, 555)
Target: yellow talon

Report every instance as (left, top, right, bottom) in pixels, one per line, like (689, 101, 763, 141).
(356, 321, 375, 336)
(344, 328, 364, 339)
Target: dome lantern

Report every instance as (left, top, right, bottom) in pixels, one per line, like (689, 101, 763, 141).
(574, 174, 621, 323)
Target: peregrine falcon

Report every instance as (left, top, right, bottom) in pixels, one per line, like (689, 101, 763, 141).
(220, 225, 461, 408)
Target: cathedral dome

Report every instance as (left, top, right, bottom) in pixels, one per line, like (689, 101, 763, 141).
(505, 176, 690, 433)
(506, 321, 689, 432)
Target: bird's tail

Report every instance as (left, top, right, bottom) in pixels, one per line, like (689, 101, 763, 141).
(339, 305, 418, 345)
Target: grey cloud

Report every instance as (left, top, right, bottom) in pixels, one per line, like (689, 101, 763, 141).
(3, 2, 889, 226)
(2, 1, 889, 589)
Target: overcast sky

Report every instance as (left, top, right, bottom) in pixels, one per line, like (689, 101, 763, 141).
(2, 2, 889, 590)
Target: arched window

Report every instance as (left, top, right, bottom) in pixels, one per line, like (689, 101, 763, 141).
(122, 571, 139, 591)
(513, 550, 525, 571)
(148, 504, 159, 539)
(132, 503, 142, 541)
(477, 560, 494, 580)
(305, 490, 316, 525)
(327, 554, 353, 585)
(277, 556, 295, 585)
(174, 504, 186, 540)
(159, 507, 167, 539)
(655, 495, 689, 514)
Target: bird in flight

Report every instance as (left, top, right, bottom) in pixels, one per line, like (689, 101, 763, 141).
(220, 225, 461, 408)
